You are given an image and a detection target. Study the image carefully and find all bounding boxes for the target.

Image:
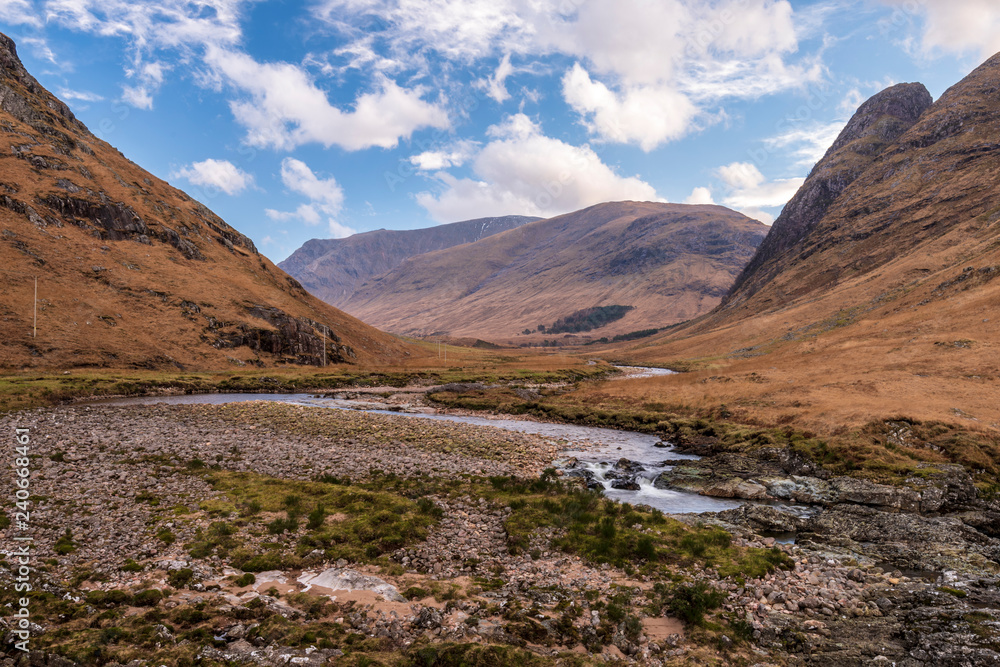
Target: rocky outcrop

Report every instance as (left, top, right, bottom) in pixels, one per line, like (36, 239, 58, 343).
(208, 305, 356, 365)
(725, 82, 933, 305)
(656, 452, 978, 514)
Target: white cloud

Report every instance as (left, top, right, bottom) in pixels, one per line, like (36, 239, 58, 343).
(0, 0, 42, 27)
(266, 204, 323, 226)
(43, 0, 249, 108)
(313, 0, 530, 64)
(312, 0, 824, 151)
(684, 186, 715, 205)
(713, 161, 803, 224)
(410, 140, 479, 171)
(763, 120, 844, 167)
(207, 47, 450, 151)
(279, 158, 344, 212)
(58, 88, 105, 102)
(327, 220, 357, 239)
(562, 63, 698, 151)
(479, 52, 514, 103)
(880, 0, 1000, 59)
(120, 85, 153, 109)
(267, 158, 355, 238)
(416, 114, 663, 222)
(172, 158, 254, 195)
(19, 35, 57, 63)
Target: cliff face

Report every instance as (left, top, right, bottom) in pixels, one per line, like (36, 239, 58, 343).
(724, 82, 934, 306)
(336, 201, 768, 341)
(279, 215, 539, 306)
(0, 33, 409, 369)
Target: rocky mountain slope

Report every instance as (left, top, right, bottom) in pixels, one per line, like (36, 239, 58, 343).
(724, 82, 934, 305)
(614, 51, 1000, 431)
(280, 215, 538, 307)
(0, 33, 408, 370)
(335, 201, 768, 342)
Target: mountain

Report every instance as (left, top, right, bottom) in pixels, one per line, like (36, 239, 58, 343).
(724, 82, 933, 305)
(336, 201, 768, 341)
(0, 33, 409, 370)
(617, 52, 1000, 430)
(279, 215, 539, 306)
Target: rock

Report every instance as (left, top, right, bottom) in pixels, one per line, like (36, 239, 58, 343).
(610, 477, 641, 491)
(297, 568, 406, 602)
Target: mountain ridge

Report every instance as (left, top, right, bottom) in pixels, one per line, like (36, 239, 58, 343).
(279, 215, 539, 306)
(337, 201, 768, 341)
(0, 33, 409, 370)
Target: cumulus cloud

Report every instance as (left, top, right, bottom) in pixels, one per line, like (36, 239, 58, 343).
(714, 161, 803, 224)
(416, 114, 662, 222)
(562, 63, 698, 151)
(266, 158, 355, 238)
(279, 158, 345, 211)
(880, 0, 1000, 59)
(684, 186, 715, 205)
(207, 47, 450, 151)
(313, 0, 822, 151)
(172, 158, 254, 195)
(410, 140, 479, 171)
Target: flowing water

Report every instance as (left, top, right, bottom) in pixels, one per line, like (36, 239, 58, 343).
(82, 369, 797, 516)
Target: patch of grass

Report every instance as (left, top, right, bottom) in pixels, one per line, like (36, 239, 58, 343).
(938, 586, 968, 598)
(54, 528, 76, 555)
(202, 471, 441, 564)
(167, 568, 195, 589)
(155, 528, 176, 545)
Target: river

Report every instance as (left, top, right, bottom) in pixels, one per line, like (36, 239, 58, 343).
(82, 371, 780, 515)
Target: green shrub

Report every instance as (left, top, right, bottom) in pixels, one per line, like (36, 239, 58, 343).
(132, 589, 164, 607)
(235, 573, 256, 587)
(665, 582, 726, 626)
(167, 568, 195, 589)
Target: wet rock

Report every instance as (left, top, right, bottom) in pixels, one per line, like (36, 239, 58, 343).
(610, 476, 641, 491)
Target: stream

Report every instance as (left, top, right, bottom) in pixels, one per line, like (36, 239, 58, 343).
(83, 370, 807, 518)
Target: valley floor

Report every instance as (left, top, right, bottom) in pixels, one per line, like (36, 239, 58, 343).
(2, 391, 1000, 666)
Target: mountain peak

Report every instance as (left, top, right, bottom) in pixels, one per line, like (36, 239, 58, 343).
(724, 81, 933, 304)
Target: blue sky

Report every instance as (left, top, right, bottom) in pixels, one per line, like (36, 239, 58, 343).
(1, 0, 998, 262)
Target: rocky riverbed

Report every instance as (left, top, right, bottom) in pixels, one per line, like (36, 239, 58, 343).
(1, 403, 999, 666)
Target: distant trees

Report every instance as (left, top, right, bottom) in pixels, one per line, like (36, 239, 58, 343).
(543, 305, 634, 334)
